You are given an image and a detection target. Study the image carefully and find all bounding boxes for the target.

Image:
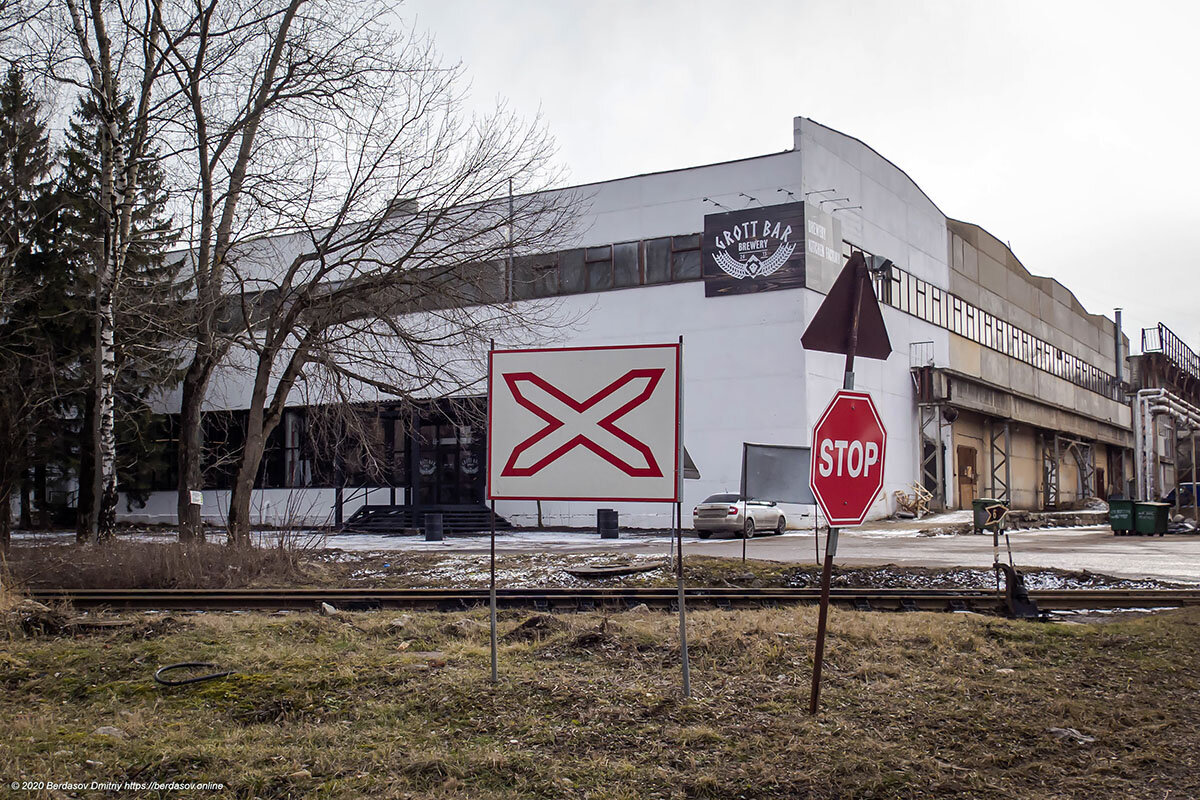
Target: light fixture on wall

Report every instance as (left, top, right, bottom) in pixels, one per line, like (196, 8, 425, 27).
(738, 192, 764, 208)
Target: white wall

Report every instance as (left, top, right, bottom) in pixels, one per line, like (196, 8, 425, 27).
(795, 117, 950, 291)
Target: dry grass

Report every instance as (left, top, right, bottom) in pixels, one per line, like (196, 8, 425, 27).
(1, 604, 1197, 799)
(5, 542, 1182, 594)
(3, 541, 327, 590)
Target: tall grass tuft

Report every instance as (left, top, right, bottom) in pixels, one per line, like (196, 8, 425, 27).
(5, 540, 313, 589)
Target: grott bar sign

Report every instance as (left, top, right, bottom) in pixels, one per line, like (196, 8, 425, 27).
(701, 201, 805, 297)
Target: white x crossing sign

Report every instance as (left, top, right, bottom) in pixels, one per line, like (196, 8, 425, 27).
(487, 344, 682, 502)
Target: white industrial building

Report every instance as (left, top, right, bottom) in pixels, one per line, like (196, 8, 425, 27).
(117, 116, 1134, 531)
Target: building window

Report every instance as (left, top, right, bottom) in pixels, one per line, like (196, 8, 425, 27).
(559, 249, 586, 294)
(671, 235, 701, 279)
(585, 245, 613, 291)
(849, 241, 1119, 400)
(644, 237, 672, 284)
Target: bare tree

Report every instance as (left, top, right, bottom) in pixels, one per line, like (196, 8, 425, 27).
(139, 0, 466, 541)
(17, 0, 577, 543)
(214, 85, 576, 543)
(144, 0, 579, 542)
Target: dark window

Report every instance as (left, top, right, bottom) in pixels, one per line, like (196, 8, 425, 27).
(259, 420, 286, 488)
(645, 237, 672, 284)
(202, 411, 247, 490)
(559, 249, 586, 294)
(586, 245, 612, 291)
(672, 235, 702, 281)
(511, 256, 557, 300)
(612, 242, 639, 288)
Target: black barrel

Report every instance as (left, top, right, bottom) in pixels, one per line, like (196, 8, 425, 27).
(424, 512, 444, 541)
(598, 508, 619, 539)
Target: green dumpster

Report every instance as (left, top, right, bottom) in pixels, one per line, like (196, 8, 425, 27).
(1108, 499, 1135, 535)
(1134, 502, 1170, 536)
(972, 497, 1009, 534)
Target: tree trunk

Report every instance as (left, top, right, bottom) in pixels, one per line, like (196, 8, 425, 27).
(76, 392, 95, 543)
(92, 249, 119, 542)
(176, 360, 211, 542)
(227, 432, 266, 547)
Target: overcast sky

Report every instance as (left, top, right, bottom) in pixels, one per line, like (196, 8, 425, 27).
(402, 0, 1198, 353)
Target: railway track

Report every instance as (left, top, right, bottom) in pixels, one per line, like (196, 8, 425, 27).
(26, 587, 1200, 613)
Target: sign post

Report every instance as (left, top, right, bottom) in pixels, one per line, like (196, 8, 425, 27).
(802, 251, 891, 715)
(674, 336, 690, 697)
(487, 342, 685, 690)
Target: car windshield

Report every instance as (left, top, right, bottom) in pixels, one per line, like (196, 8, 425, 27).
(702, 494, 742, 503)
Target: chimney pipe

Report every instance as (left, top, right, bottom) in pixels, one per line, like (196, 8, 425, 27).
(1114, 308, 1123, 385)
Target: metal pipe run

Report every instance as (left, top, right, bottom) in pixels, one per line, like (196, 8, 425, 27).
(1134, 389, 1200, 500)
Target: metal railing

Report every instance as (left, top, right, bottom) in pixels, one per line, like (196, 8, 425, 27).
(1142, 323, 1200, 383)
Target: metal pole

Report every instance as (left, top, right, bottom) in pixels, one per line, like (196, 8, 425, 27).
(488, 337, 498, 684)
(1192, 428, 1198, 524)
(676, 500, 690, 698)
(1004, 421, 1012, 504)
(490, 498, 498, 683)
(676, 334, 690, 698)
(1173, 418, 1182, 512)
(813, 507, 820, 563)
(810, 254, 865, 716)
(993, 529, 1001, 595)
(741, 442, 748, 563)
(506, 179, 514, 302)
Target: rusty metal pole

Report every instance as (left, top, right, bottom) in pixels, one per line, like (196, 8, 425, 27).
(809, 256, 866, 716)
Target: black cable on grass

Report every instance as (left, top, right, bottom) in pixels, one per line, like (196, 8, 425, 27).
(154, 662, 234, 686)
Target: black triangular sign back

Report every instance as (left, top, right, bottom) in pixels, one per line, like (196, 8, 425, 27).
(801, 252, 892, 360)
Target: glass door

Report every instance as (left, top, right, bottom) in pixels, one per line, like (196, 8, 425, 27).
(415, 420, 485, 505)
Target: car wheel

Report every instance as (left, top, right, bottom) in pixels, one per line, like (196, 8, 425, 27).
(697, 530, 712, 539)
(743, 518, 755, 539)
(775, 516, 786, 535)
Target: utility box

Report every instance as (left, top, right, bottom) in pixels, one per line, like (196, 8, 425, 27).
(1134, 502, 1170, 536)
(972, 498, 1008, 534)
(1109, 499, 1134, 535)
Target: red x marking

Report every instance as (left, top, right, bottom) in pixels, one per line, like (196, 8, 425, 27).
(500, 368, 665, 478)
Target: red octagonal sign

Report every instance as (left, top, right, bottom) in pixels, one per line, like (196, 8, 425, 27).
(809, 390, 887, 527)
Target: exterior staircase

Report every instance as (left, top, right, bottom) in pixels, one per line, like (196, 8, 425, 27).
(339, 504, 513, 535)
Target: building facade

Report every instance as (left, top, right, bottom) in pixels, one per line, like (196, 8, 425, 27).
(117, 116, 1134, 529)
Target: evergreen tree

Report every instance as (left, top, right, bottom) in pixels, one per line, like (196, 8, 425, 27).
(0, 65, 59, 550)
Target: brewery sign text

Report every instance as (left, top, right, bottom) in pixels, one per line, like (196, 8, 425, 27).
(702, 201, 806, 297)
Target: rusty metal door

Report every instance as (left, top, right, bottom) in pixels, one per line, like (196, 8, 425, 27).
(957, 445, 978, 509)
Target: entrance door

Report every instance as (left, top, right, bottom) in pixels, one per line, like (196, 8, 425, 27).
(416, 420, 485, 505)
(957, 445, 978, 509)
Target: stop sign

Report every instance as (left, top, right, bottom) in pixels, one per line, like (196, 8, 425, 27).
(809, 390, 887, 526)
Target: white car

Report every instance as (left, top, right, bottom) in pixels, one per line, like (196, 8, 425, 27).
(692, 493, 786, 538)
